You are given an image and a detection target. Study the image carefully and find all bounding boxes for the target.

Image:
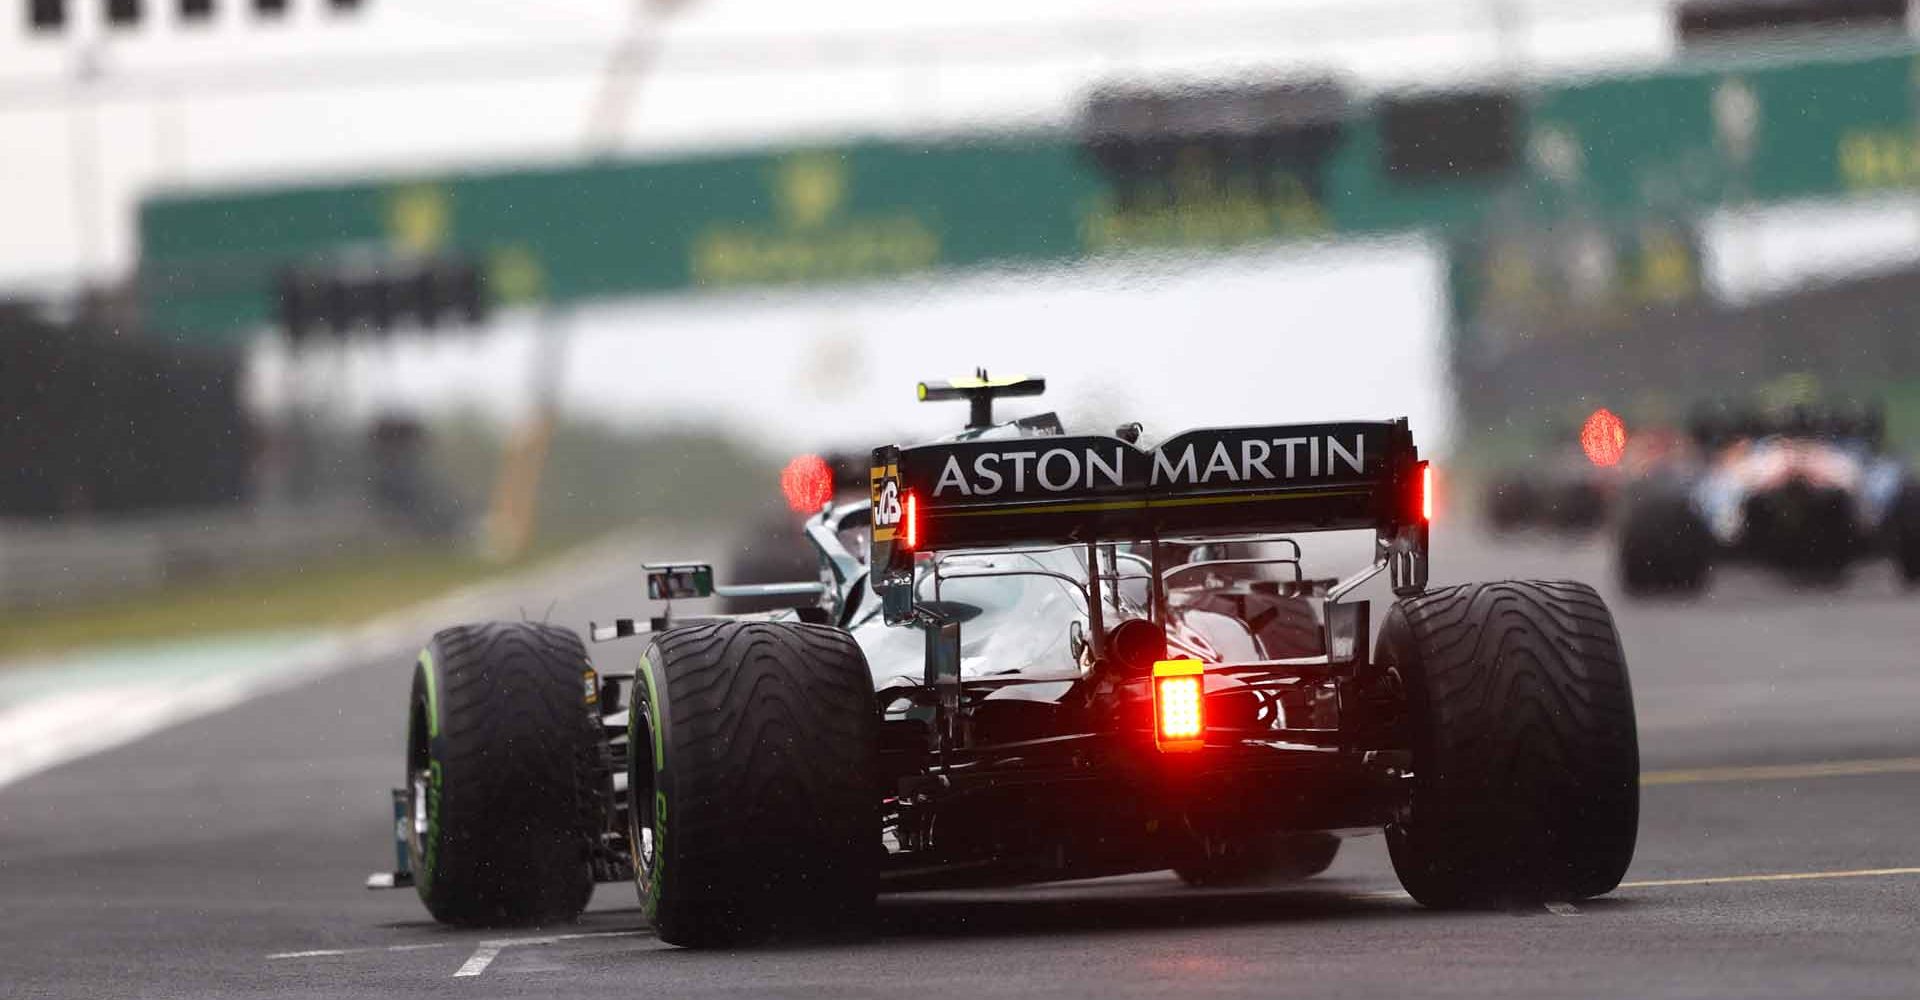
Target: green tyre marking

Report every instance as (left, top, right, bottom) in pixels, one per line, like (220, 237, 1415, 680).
(636, 653, 663, 767)
(417, 649, 440, 738)
(414, 647, 442, 900)
(646, 791, 668, 922)
(419, 759, 442, 896)
(634, 652, 667, 922)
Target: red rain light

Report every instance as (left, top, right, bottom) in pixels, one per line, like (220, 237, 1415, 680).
(1422, 463, 1433, 522)
(780, 453, 835, 514)
(1581, 408, 1628, 468)
(1152, 659, 1205, 752)
(903, 490, 919, 550)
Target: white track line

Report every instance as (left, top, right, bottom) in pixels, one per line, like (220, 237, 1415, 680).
(269, 942, 454, 960)
(453, 944, 502, 978)
(269, 929, 650, 966)
(451, 931, 648, 979)
(498, 930, 648, 947)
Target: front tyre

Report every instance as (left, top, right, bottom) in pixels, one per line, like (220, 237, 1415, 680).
(405, 622, 604, 927)
(1382, 581, 1639, 907)
(630, 621, 879, 947)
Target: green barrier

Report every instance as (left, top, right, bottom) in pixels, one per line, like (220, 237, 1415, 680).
(138, 43, 1920, 343)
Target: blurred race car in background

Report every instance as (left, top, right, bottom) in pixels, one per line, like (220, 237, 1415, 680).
(1482, 409, 1684, 535)
(1483, 438, 1618, 534)
(717, 450, 871, 613)
(1617, 400, 1920, 594)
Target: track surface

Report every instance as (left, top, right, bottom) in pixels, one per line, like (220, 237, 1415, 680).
(3, 529, 1918, 997)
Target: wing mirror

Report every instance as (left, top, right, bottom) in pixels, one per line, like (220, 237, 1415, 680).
(646, 562, 829, 604)
(646, 563, 713, 600)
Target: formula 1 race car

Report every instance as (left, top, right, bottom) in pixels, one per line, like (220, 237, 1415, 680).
(1482, 414, 1625, 535)
(1617, 401, 1920, 594)
(1480, 411, 1690, 536)
(371, 376, 1641, 947)
(716, 450, 870, 614)
(1483, 451, 1617, 534)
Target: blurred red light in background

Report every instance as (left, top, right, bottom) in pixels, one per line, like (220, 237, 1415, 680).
(780, 454, 835, 513)
(1581, 408, 1628, 467)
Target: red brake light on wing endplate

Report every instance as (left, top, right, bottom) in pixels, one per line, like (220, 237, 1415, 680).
(903, 490, 919, 551)
(1406, 460, 1431, 525)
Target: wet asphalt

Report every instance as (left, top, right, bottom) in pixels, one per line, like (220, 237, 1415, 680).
(2, 528, 1917, 998)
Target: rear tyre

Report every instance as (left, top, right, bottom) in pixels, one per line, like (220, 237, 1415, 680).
(1485, 477, 1535, 531)
(1551, 481, 1609, 532)
(1618, 494, 1711, 596)
(1382, 581, 1639, 907)
(630, 621, 879, 948)
(1759, 487, 1854, 586)
(1175, 833, 1340, 887)
(406, 622, 603, 927)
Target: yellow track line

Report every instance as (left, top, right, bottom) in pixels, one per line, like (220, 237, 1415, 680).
(1642, 757, 1920, 786)
(1621, 867, 1920, 889)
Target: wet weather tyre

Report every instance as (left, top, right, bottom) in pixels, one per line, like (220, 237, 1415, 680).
(629, 621, 879, 948)
(1486, 477, 1535, 531)
(1381, 580, 1639, 907)
(1550, 482, 1609, 532)
(405, 622, 604, 927)
(1175, 833, 1341, 887)
(1618, 494, 1711, 595)
(1759, 487, 1855, 585)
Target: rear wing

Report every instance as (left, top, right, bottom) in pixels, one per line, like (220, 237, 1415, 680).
(871, 419, 1427, 602)
(917, 372, 1047, 430)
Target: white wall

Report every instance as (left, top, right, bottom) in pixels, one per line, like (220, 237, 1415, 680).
(252, 236, 1455, 457)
